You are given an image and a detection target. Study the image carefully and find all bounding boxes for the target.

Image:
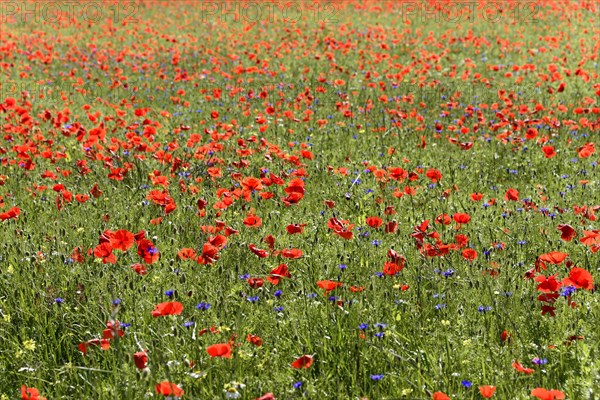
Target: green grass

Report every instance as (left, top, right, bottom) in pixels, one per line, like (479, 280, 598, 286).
(0, 1, 599, 399)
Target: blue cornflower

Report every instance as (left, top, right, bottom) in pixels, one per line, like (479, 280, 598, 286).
(274, 306, 284, 312)
(359, 323, 368, 330)
(435, 304, 446, 310)
(183, 321, 195, 328)
(54, 298, 64, 304)
(443, 269, 455, 278)
(461, 380, 472, 388)
(247, 296, 259, 303)
(293, 382, 303, 389)
(113, 299, 121, 306)
(370, 374, 384, 381)
(196, 302, 211, 311)
(561, 286, 576, 297)
(532, 357, 548, 365)
(165, 290, 174, 297)
(274, 290, 282, 298)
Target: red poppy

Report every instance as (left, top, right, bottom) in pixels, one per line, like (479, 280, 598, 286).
(382, 261, 404, 276)
(535, 274, 562, 292)
(316, 280, 342, 294)
(155, 381, 184, 397)
(244, 214, 262, 227)
(286, 223, 306, 234)
(0, 206, 22, 221)
(504, 188, 519, 201)
(542, 145, 556, 158)
(137, 239, 160, 264)
(365, 216, 383, 228)
(479, 385, 496, 398)
(281, 248, 303, 259)
(151, 301, 183, 317)
(538, 251, 568, 265)
(385, 221, 398, 234)
(78, 338, 111, 354)
(291, 354, 314, 369)
(93, 242, 117, 264)
(133, 351, 148, 369)
(248, 277, 264, 288)
(198, 243, 220, 264)
(256, 393, 275, 400)
(453, 213, 471, 224)
(249, 244, 269, 258)
(432, 392, 450, 400)
(531, 388, 565, 400)
(206, 343, 232, 358)
(425, 168, 442, 183)
(435, 213, 451, 225)
(102, 320, 124, 339)
(562, 267, 594, 290)
(267, 264, 291, 285)
(462, 248, 478, 261)
(557, 224, 577, 241)
(246, 334, 263, 347)
(177, 248, 197, 260)
(131, 263, 148, 275)
(21, 386, 46, 400)
(470, 193, 484, 201)
(512, 361, 534, 374)
(110, 230, 134, 251)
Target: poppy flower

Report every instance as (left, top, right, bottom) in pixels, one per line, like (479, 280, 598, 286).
(479, 385, 496, 398)
(382, 261, 404, 276)
(246, 334, 263, 347)
(206, 343, 232, 358)
(281, 248, 302, 259)
(512, 361, 534, 374)
(177, 248, 197, 260)
(137, 239, 160, 264)
(538, 251, 568, 265)
(244, 214, 262, 227)
(535, 274, 562, 292)
(453, 213, 471, 224)
(133, 351, 148, 369)
(531, 388, 565, 400)
(0, 206, 21, 221)
(93, 242, 117, 264)
(267, 264, 291, 285)
(131, 263, 148, 275)
(425, 168, 442, 183)
(151, 301, 183, 317)
(249, 244, 269, 258)
(256, 393, 275, 400)
(198, 243, 220, 264)
(248, 277, 264, 288)
(435, 213, 451, 225)
(291, 354, 314, 369)
(155, 381, 184, 397)
(562, 267, 594, 290)
(286, 224, 306, 234)
(78, 338, 111, 354)
(316, 280, 342, 295)
(542, 145, 556, 158)
(110, 230, 134, 251)
(432, 392, 450, 400)
(462, 248, 478, 261)
(504, 188, 519, 201)
(21, 386, 46, 400)
(557, 224, 577, 241)
(366, 216, 383, 228)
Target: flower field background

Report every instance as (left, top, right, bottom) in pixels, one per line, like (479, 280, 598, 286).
(0, 0, 599, 399)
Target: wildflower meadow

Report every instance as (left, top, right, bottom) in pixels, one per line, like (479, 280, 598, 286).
(0, 0, 599, 399)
